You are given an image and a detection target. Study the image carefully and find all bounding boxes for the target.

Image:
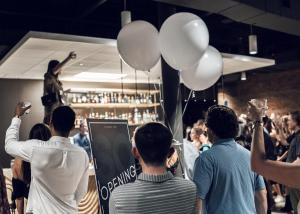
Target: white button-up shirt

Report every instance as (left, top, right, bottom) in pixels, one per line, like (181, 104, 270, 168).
(5, 117, 89, 214)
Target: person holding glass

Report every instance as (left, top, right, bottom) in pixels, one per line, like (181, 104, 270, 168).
(42, 52, 76, 125)
(249, 100, 300, 213)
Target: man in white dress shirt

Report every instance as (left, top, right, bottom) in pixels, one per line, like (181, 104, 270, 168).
(5, 103, 89, 214)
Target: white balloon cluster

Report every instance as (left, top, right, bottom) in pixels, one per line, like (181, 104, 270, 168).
(117, 12, 223, 91)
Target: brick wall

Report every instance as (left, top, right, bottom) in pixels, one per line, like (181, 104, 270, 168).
(218, 69, 300, 116)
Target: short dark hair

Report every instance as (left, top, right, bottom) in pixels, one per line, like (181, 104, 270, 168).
(51, 106, 75, 135)
(134, 122, 173, 166)
(206, 105, 239, 139)
(47, 60, 60, 75)
(290, 111, 300, 126)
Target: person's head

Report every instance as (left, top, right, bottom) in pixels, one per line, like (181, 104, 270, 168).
(190, 127, 204, 142)
(47, 60, 60, 76)
(263, 116, 273, 133)
(288, 111, 300, 131)
(132, 122, 173, 167)
(50, 106, 75, 137)
(23, 123, 52, 184)
(194, 119, 206, 130)
(79, 122, 87, 135)
(205, 105, 239, 143)
(29, 123, 52, 141)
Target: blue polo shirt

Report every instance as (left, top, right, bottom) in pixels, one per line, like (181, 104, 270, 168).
(193, 138, 265, 214)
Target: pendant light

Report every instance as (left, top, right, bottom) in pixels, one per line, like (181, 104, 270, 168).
(121, 0, 131, 27)
(241, 71, 247, 81)
(249, 25, 257, 55)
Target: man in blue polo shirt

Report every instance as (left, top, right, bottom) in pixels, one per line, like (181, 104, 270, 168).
(193, 105, 267, 214)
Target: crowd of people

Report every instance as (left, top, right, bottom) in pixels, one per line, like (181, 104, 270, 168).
(0, 53, 300, 214)
(1, 99, 300, 213)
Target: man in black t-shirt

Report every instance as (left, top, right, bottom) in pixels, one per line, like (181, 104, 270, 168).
(286, 111, 300, 213)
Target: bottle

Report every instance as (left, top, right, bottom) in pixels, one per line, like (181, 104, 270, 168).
(99, 93, 103, 104)
(124, 95, 128, 103)
(113, 93, 117, 103)
(118, 93, 122, 103)
(134, 108, 139, 124)
(103, 93, 107, 104)
(72, 94, 77, 103)
(94, 95, 99, 103)
(77, 95, 82, 103)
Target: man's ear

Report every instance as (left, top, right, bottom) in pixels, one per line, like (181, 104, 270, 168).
(132, 147, 140, 160)
(168, 147, 175, 158)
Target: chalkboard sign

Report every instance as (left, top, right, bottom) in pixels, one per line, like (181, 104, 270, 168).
(87, 119, 137, 214)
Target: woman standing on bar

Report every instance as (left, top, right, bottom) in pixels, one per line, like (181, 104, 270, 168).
(42, 51, 76, 125)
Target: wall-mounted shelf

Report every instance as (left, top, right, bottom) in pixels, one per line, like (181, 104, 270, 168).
(65, 88, 160, 95)
(70, 103, 160, 109)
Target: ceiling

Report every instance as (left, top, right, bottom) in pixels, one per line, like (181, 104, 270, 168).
(0, 31, 274, 83)
(0, 0, 299, 74)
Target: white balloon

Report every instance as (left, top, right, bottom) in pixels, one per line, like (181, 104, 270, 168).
(181, 46, 223, 91)
(159, 12, 209, 71)
(117, 21, 160, 71)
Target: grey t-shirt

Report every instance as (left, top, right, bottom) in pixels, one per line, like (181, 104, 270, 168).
(287, 132, 300, 163)
(193, 139, 265, 214)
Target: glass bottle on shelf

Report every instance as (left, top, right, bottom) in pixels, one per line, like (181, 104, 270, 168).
(94, 95, 99, 103)
(111, 93, 114, 103)
(134, 108, 139, 124)
(113, 93, 117, 103)
(117, 93, 122, 103)
(107, 93, 111, 103)
(148, 94, 152, 104)
(103, 93, 107, 104)
(124, 95, 128, 103)
(128, 113, 133, 124)
(81, 94, 86, 103)
(72, 94, 77, 103)
(77, 95, 82, 103)
(99, 93, 103, 104)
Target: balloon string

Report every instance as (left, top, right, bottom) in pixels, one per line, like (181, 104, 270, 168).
(148, 70, 151, 97)
(221, 70, 225, 102)
(153, 82, 174, 136)
(135, 69, 138, 99)
(173, 88, 193, 137)
(120, 59, 124, 96)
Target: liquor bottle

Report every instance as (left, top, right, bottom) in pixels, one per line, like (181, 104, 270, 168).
(72, 94, 77, 103)
(147, 94, 152, 104)
(124, 95, 128, 103)
(135, 95, 140, 105)
(94, 95, 99, 103)
(134, 108, 139, 124)
(118, 93, 122, 103)
(99, 93, 103, 104)
(113, 93, 117, 103)
(108, 93, 111, 103)
(142, 111, 146, 124)
(103, 93, 107, 104)
(95, 112, 99, 118)
(77, 95, 82, 103)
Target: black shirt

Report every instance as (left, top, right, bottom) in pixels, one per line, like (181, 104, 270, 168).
(286, 131, 300, 163)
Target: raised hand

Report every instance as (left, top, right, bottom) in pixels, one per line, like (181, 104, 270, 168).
(15, 102, 31, 117)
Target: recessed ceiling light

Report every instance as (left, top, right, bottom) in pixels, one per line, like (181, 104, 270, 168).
(73, 72, 127, 81)
(79, 63, 84, 66)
